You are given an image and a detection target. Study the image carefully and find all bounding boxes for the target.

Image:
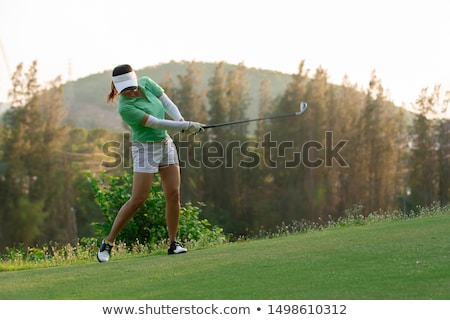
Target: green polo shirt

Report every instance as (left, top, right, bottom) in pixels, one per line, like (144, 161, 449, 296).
(118, 76, 167, 142)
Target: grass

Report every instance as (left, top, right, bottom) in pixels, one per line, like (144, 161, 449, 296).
(1, 211, 449, 300)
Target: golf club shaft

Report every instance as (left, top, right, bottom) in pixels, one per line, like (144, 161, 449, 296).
(203, 112, 299, 129)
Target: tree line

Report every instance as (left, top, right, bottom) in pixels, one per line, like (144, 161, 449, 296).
(0, 60, 449, 250)
(167, 61, 449, 235)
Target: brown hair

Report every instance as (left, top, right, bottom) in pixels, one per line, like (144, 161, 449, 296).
(107, 81, 118, 103)
(106, 64, 134, 104)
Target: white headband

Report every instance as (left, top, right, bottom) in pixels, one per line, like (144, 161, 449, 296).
(112, 71, 138, 93)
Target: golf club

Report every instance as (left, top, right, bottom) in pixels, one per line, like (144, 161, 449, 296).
(202, 101, 308, 129)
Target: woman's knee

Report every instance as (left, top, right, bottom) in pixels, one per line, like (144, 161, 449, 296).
(129, 195, 147, 209)
(165, 187, 180, 203)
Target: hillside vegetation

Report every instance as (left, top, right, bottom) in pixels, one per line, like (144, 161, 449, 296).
(1, 59, 449, 253)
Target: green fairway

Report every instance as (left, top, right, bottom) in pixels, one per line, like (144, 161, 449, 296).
(1, 214, 449, 300)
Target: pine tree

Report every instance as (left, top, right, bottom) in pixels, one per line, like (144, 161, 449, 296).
(226, 62, 250, 131)
(207, 62, 230, 126)
(266, 61, 309, 222)
(302, 66, 330, 219)
(0, 62, 76, 249)
(0, 61, 48, 248)
(256, 76, 271, 138)
(172, 61, 207, 203)
(408, 86, 442, 209)
(354, 71, 405, 212)
(202, 62, 253, 233)
(174, 61, 207, 122)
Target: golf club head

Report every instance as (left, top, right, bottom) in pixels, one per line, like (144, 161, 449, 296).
(296, 101, 308, 115)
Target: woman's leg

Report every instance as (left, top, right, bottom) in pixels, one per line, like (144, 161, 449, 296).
(105, 172, 153, 243)
(159, 164, 181, 243)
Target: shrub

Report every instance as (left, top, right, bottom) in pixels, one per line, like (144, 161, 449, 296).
(88, 172, 225, 247)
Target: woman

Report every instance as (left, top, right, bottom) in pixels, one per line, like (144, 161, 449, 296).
(97, 64, 204, 262)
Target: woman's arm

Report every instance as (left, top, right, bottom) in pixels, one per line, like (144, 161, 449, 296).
(139, 114, 189, 130)
(140, 114, 204, 134)
(159, 93, 184, 121)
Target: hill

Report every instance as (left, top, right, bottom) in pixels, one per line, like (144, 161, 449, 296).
(63, 61, 293, 131)
(1, 211, 449, 300)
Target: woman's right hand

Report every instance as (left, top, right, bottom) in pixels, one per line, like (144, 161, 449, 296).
(183, 121, 205, 135)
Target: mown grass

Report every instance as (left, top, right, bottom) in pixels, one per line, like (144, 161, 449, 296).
(1, 210, 449, 300)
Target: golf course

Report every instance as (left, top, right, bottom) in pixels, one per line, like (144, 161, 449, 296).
(1, 212, 449, 300)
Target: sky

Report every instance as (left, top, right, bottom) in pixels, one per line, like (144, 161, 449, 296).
(1, 0, 450, 115)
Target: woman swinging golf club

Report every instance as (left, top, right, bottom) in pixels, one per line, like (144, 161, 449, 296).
(97, 64, 204, 262)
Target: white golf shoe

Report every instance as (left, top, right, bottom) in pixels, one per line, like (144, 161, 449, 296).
(97, 240, 113, 262)
(168, 241, 187, 255)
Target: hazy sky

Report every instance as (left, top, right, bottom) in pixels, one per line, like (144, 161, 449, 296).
(1, 0, 449, 113)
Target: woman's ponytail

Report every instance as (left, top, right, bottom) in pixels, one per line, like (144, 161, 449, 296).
(107, 81, 118, 103)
